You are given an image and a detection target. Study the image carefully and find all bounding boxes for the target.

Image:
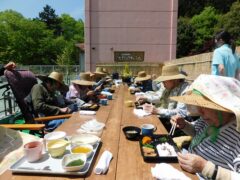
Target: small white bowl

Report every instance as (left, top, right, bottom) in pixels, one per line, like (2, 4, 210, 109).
(62, 154, 87, 172)
(71, 144, 93, 158)
(44, 131, 66, 141)
(70, 134, 100, 146)
(47, 139, 69, 158)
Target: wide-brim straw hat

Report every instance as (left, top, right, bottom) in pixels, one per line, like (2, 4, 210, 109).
(94, 67, 106, 76)
(72, 72, 95, 86)
(135, 71, 151, 82)
(170, 92, 231, 113)
(37, 71, 69, 92)
(155, 65, 186, 82)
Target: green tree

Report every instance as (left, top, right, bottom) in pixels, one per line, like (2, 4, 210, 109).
(190, 7, 219, 51)
(56, 42, 75, 65)
(60, 14, 84, 42)
(177, 17, 196, 57)
(0, 10, 67, 65)
(178, 0, 237, 17)
(37, 4, 62, 36)
(217, 1, 240, 45)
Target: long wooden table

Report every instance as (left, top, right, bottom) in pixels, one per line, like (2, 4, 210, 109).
(2, 85, 197, 179)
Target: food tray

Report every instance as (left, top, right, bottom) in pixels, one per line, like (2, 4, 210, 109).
(10, 142, 101, 176)
(80, 103, 100, 111)
(139, 134, 179, 163)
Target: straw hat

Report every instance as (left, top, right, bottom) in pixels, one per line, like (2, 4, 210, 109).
(37, 71, 65, 86)
(170, 91, 231, 113)
(155, 65, 186, 82)
(71, 72, 95, 86)
(94, 67, 106, 75)
(102, 68, 109, 75)
(134, 71, 151, 82)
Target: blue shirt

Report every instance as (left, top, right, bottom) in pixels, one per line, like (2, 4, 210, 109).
(211, 44, 240, 77)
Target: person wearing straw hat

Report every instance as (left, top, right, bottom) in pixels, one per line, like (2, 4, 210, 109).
(0, 61, 16, 76)
(27, 71, 72, 132)
(170, 74, 240, 179)
(139, 65, 189, 119)
(66, 72, 99, 104)
(93, 67, 107, 82)
(133, 71, 153, 92)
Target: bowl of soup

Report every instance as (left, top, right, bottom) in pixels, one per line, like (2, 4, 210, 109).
(122, 126, 141, 140)
(71, 144, 93, 158)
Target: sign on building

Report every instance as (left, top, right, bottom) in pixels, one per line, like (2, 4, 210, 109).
(114, 51, 144, 62)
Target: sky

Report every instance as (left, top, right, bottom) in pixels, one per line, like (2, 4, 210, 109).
(0, 0, 85, 21)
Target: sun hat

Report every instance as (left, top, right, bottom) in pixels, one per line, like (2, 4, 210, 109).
(134, 71, 151, 82)
(155, 65, 186, 82)
(71, 72, 95, 86)
(171, 74, 240, 132)
(37, 71, 65, 85)
(37, 71, 69, 92)
(94, 67, 106, 75)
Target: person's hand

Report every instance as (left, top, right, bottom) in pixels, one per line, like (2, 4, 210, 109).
(59, 107, 71, 114)
(106, 78, 112, 83)
(136, 95, 147, 104)
(142, 103, 158, 114)
(4, 61, 16, 70)
(177, 152, 207, 173)
(94, 85, 102, 91)
(87, 90, 95, 96)
(170, 115, 186, 129)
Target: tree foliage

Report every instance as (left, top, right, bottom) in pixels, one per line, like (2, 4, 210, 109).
(190, 7, 219, 51)
(37, 5, 62, 36)
(178, 0, 236, 17)
(177, 17, 196, 58)
(0, 5, 84, 65)
(217, 1, 240, 45)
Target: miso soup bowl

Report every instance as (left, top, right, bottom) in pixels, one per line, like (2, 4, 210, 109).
(47, 139, 69, 158)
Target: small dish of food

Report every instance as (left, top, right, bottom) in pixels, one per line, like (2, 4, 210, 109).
(122, 126, 141, 140)
(71, 144, 93, 158)
(62, 154, 87, 172)
(47, 139, 69, 158)
(70, 134, 100, 146)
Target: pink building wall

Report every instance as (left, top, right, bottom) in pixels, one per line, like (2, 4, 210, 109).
(85, 0, 178, 71)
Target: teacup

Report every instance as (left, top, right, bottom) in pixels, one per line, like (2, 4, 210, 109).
(47, 139, 69, 158)
(99, 99, 108, 105)
(44, 131, 66, 151)
(24, 141, 43, 162)
(141, 124, 157, 136)
(125, 100, 134, 107)
(107, 94, 113, 100)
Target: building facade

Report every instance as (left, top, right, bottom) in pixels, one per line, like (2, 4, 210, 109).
(85, 0, 178, 71)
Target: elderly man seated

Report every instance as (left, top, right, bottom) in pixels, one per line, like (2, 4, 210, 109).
(0, 61, 16, 76)
(170, 74, 240, 179)
(25, 71, 73, 132)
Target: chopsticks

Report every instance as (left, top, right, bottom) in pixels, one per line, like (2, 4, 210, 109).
(169, 122, 176, 136)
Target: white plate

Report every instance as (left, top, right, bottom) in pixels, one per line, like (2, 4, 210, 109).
(70, 134, 100, 146)
(81, 120, 105, 131)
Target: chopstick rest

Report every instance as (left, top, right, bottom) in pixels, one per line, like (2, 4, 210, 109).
(94, 150, 113, 174)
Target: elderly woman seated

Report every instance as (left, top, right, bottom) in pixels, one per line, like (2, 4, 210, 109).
(139, 65, 189, 119)
(170, 74, 240, 179)
(66, 72, 100, 105)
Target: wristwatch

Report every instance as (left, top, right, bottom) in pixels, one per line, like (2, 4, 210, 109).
(212, 165, 218, 179)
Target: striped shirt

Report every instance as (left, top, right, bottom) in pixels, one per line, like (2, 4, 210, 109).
(189, 118, 240, 173)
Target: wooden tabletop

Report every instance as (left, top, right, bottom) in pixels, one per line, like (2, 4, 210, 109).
(2, 85, 198, 180)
